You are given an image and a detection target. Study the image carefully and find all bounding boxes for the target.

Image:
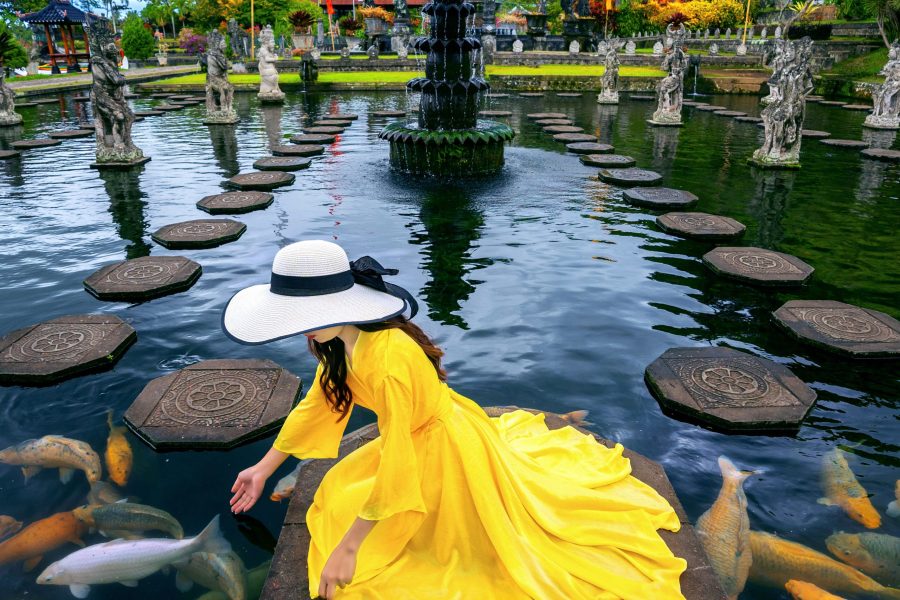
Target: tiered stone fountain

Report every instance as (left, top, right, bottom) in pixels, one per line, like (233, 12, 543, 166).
(379, 0, 514, 177)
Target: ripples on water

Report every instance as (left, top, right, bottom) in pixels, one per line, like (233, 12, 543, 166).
(0, 90, 897, 599)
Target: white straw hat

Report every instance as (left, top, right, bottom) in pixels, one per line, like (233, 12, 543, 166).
(222, 240, 416, 345)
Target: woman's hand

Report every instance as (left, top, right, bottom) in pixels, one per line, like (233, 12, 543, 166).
(318, 544, 358, 599)
(229, 465, 267, 514)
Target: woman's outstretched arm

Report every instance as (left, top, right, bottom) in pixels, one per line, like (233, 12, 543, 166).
(230, 446, 289, 513)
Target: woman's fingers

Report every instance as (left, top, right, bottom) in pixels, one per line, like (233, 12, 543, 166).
(230, 476, 242, 494)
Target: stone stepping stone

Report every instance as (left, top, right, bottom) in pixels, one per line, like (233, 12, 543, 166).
(0, 150, 21, 160)
(696, 105, 728, 112)
(303, 126, 344, 135)
(371, 110, 406, 117)
(228, 171, 295, 191)
(552, 132, 597, 143)
(197, 191, 274, 214)
(72, 96, 90, 102)
(479, 110, 512, 117)
(735, 116, 763, 123)
(527, 112, 568, 120)
(32, 98, 59, 105)
(682, 100, 704, 106)
(11, 138, 61, 150)
(714, 110, 747, 117)
(566, 142, 614, 154)
(644, 346, 816, 432)
(171, 99, 203, 106)
(15, 102, 37, 108)
(519, 92, 545, 97)
(801, 129, 830, 138)
(124, 359, 302, 450)
(703, 247, 813, 286)
(535, 118, 574, 125)
(84, 256, 202, 301)
(290, 133, 335, 144)
(821, 138, 868, 149)
(48, 129, 94, 139)
(134, 110, 164, 117)
(657, 212, 746, 240)
(271, 144, 324, 157)
(168, 95, 194, 100)
(818, 100, 847, 106)
(556, 92, 582, 97)
(253, 156, 312, 171)
(328, 113, 358, 120)
(773, 300, 900, 359)
(151, 219, 246, 249)
(624, 187, 698, 208)
(598, 168, 663, 187)
(155, 104, 185, 111)
(543, 125, 584, 133)
(629, 95, 655, 101)
(843, 104, 872, 111)
(78, 123, 96, 130)
(0, 315, 136, 386)
(313, 120, 352, 127)
(486, 93, 509, 98)
(861, 148, 900, 162)
(807, 95, 824, 101)
(580, 154, 635, 168)
(151, 93, 175, 99)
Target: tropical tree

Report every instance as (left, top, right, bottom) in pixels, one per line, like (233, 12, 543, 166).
(861, 0, 900, 47)
(121, 12, 156, 59)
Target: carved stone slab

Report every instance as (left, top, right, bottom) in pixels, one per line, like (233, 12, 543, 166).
(302, 126, 344, 135)
(15, 101, 37, 108)
(0, 150, 20, 160)
(598, 168, 663, 187)
(151, 93, 175, 99)
(527, 112, 568, 119)
(696, 105, 727, 112)
(271, 144, 324, 157)
(155, 104, 185, 111)
(556, 92, 583, 97)
(479, 110, 513, 117)
(485, 93, 509, 98)
(31, 98, 59, 104)
(134, 110, 165, 117)
(253, 156, 311, 171)
(842, 104, 872, 111)
(645, 347, 817, 432)
(172, 99, 203, 106)
(124, 359, 302, 450)
(535, 118, 574, 125)
(519, 92, 545, 97)
(703, 247, 813, 286)
(312, 120, 351, 127)
(371, 110, 406, 117)
(290, 134, 335, 145)
(48, 129, 94, 139)
(714, 110, 747, 117)
(773, 300, 900, 358)
(820, 139, 868, 149)
(11, 139, 62, 150)
(624, 187, 698, 208)
(566, 142, 614, 154)
(629, 95, 655, 101)
(328, 113, 358, 120)
(151, 219, 246, 249)
(657, 212, 746, 240)
(735, 116, 763, 123)
(818, 100, 847, 106)
(553, 132, 598, 143)
(581, 154, 636, 168)
(801, 129, 831, 138)
(197, 191, 274, 214)
(0, 315, 136, 385)
(861, 148, 900, 162)
(84, 256, 202, 301)
(543, 125, 584, 133)
(682, 100, 704, 107)
(227, 171, 295, 191)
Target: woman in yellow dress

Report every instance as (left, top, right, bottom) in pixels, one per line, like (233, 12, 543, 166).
(224, 240, 687, 600)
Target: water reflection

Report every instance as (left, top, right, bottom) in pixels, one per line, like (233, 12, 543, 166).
(595, 104, 619, 145)
(99, 168, 151, 258)
(747, 169, 796, 248)
(651, 126, 680, 163)
(208, 123, 240, 176)
(260, 104, 284, 150)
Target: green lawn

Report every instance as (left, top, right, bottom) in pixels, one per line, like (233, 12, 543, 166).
(822, 47, 889, 81)
(9, 72, 85, 82)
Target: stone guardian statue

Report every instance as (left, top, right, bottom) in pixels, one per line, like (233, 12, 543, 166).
(204, 30, 239, 125)
(649, 26, 688, 126)
(597, 43, 620, 104)
(257, 25, 285, 104)
(864, 40, 900, 130)
(0, 70, 22, 127)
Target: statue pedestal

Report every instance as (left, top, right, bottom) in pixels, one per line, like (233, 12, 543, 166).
(863, 115, 900, 130)
(204, 111, 240, 125)
(648, 111, 683, 126)
(90, 156, 151, 170)
(0, 112, 24, 127)
(747, 156, 800, 170)
(597, 90, 618, 104)
(258, 91, 285, 104)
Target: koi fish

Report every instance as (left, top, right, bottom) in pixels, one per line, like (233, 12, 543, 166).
(36, 515, 231, 598)
(786, 579, 846, 600)
(819, 448, 881, 529)
(104, 412, 133, 487)
(0, 515, 23, 540)
(0, 511, 87, 571)
(696, 456, 754, 600)
(86, 480, 126, 505)
(826, 531, 900, 587)
(560, 410, 593, 427)
(196, 560, 271, 600)
(748, 531, 900, 599)
(270, 460, 308, 502)
(73, 501, 183, 540)
(0, 435, 101, 484)
(173, 550, 247, 600)
(887, 480, 899, 519)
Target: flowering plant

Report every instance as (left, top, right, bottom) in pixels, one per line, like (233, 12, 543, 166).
(177, 28, 207, 55)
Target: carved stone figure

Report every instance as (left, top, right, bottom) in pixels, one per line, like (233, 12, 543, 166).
(864, 41, 900, 130)
(0, 70, 23, 127)
(737, 43, 747, 56)
(761, 27, 768, 39)
(762, 37, 789, 105)
(204, 30, 239, 124)
(597, 44, 620, 105)
(87, 19, 145, 166)
(650, 36, 688, 126)
(568, 40, 580, 55)
(751, 37, 814, 168)
(257, 25, 285, 104)
(512, 39, 524, 53)
(653, 41, 663, 56)
(624, 40, 636, 55)
(774, 26, 782, 39)
(708, 42, 719, 56)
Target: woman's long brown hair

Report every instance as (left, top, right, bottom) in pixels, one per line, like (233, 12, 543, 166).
(308, 317, 447, 421)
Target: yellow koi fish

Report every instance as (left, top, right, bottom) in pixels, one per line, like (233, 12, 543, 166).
(0, 516, 23, 540)
(0, 511, 87, 570)
(696, 456, 754, 600)
(104, 411, 133, 487)
(749, 531, 900, 599)
(826, 531, 900, 587)
(560, 410, 593, 427)
(819, 448, 881, 529)
(0, 435, 101, 484)
(786, 580, 846, 600)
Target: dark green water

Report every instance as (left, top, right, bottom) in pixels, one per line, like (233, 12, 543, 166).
(0, 89, 897, 599)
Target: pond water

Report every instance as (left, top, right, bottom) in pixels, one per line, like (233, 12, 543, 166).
(0, 88, 898, 600)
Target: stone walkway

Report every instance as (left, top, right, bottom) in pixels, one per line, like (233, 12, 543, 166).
(9, 65, 199, 97)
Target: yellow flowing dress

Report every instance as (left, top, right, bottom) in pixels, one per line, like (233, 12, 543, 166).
(273, 328, 687, 600)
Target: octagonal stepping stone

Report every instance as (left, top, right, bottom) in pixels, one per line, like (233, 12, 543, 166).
(819, 100, 846, 106)
(842, 104, 872, 111)
(32, 98, 59, 105)
(0, 315, 136, 386)
(821, 138, 868, 149)
(197, 191, 274, 214)
(581, 154, 635, 168)
(151, 93, 175, 99)
(553, 132, 598, 143)
(228, 171, 295, 191)
(72, 96, 90, 103)
(371, 110, 406, 117)
(657, 212, 745, 240)
(271, 144, 324, 157)
(773, 300, 900, 359)
(801, 129, 830, 138)
(151, 219, 246, 249)
(0, 150, 21, 160)
(328, 113, 358, 120)
(253, 156, 312, 171)
(172, 99, 202, 106)
(527, 112, 567, 120)
(624, 187, 698, 208)
(486, 93, 509, 98)
(703, 247, 813, 286)
(629, 95, 655, 101)
(11, 138, 61, 150)
(84, 256, 202, 301)
(861, 148, 900, 162)
(134, 110, 164, 117)
(696, 105, 728, 112)
(520, 92, 545, 97)
(556, 92, 582, 97)
(155, 104, 185, 111)
(78, 123, 96, 130)
(566, 142, 614, 154)
(807, 95, 824, 101)
(48, 129, 94, 139)
(168, 95, 193, 100)
(735, 116, 763, 123)
(682, 100, 704, 106)
(714, 110, 747, 117)
(303, 126, 344, 135)
(479, 110, 512, 117)
(290, 133, 335, 145)
(644, 346, 817, 432)
(598, 168, 663, 187)
(535, 118, 574, 126)
(544, 125, 584, 133)
(313, 120, 352, 127)
(124, 359, 302, 450)
(15, 101, 37, 108)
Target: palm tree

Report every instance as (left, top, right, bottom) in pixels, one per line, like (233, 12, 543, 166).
(862, 0, 900, 47)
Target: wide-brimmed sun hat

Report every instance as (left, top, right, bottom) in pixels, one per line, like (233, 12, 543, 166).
(222, 240, 418, 345)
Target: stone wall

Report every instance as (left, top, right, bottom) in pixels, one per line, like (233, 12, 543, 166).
(245, 58, 422, 72)
(492, 51, 762, 68)
(489, 75, 658, 92)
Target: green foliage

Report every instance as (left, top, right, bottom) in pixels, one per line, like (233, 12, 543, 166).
(0, 23, 28, 69)
(614, 0, 649, 36)
(823, 46, 890, 78)
(233, 0, 324, 40)
(830, 0, 870, 19)
(121, 13, 156, 60)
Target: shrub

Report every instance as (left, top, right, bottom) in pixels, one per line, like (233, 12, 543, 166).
(613, 0, 650, 37)
(121, 13, 156, 60)
(339, 16, 363, 33)
(0, 25, 28, 69)
(787, 22, 832, 39)
(636, 0, 744, 31)
(177, 27, 208, 55)
(289, 10, 315, 33)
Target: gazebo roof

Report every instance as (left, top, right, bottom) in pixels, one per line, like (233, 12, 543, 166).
(20, 0, 102, 24)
